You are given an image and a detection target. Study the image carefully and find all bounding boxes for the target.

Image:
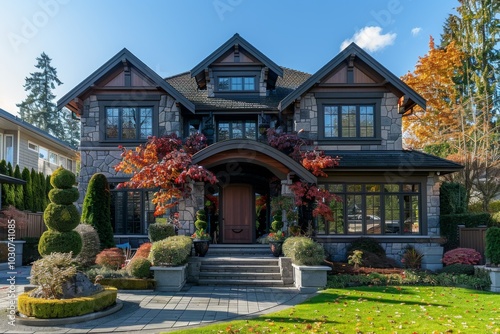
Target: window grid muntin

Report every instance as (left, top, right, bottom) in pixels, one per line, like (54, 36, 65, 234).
(218, 76, 255, 91)
(105, 106, 153, 140)
(323, 104, 375, 139)
(316, 182, 421, 235)
(217, 120, 257, 141)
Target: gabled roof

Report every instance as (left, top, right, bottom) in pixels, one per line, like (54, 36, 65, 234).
(279, 43, 426, 112)
(167, 67, 310, 111)
(57, 48, 195, 113)
(0, 108, 76, 151)
(190, 33, 283, 78)
(324, 150, 463, 175)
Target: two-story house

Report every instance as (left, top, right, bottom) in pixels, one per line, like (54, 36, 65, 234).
(58, 34, 461, 260)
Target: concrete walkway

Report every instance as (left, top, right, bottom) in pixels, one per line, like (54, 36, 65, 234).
(0, 267, 314, 333)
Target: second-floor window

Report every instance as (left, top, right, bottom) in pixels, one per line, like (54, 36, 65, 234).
(324, 104, 375, 138)
(217, 77, 255, 92)
(217, 120, 257, 141)
(105, 107, 153, 140)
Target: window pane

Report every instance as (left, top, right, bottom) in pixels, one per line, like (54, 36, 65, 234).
(127, 191, 142, 234)
(39, 147, 48, 161)
(231, 121, 243, 139)
(385, 194, 401, 234)
(366, 195, 381, 234)
(139, 107, 153, 139)
(218, 122, 230, 141)
(49, 152, 58, 165)
(403, 184, 420, 192)
(366, 184, 381, 192)
(403, 195, 420, 234)
(347, 194, 363, 234)
(244, 121, 256, 139)
(231, 77, 243, 90)
(384, 184, 400, 192)
(324, 106, 338, 137)
(67, 159, 73, 171)
(106, 108, 119, 139)
(243, 77, 255, 90)
(341, 106, 357, 137)
(218, 77, 230, 91)
(360, 106, 374, 137)
(5, 135, 14, 164)
(122, 108, 137, 139)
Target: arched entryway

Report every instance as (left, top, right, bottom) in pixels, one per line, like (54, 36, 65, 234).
(192, 140, 316, 244)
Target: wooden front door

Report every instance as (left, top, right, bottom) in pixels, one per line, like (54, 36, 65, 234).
(222, 184, 253, 243)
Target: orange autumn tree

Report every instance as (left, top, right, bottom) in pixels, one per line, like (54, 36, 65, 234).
(401, 37, 463, 150)
(114, 133, 217, 216)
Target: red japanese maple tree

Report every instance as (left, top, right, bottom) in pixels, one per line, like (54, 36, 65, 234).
(114, 133, 217, 216)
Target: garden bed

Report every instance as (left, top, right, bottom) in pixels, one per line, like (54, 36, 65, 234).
(326, 261, 405, 275)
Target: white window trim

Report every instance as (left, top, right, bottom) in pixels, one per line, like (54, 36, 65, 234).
(28, 141, 39, 152)
(4, 134, 14, 165)
(39, 146, 48, 161)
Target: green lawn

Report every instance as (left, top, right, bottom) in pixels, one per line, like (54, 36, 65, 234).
(166, 286, 500, 333)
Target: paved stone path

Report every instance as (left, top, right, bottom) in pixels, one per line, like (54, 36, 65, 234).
(0, 267, 314, 333)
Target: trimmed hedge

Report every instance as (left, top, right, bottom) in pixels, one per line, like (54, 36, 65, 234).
(48, 188, 80, 205)
(50, 167, 76, 189)
(18, 287, 117, 319)
(282, 236, 325, 266)
(148, 223, 176, 242)
(43, 203, 80, 231)
(440, 213, 493, 251)
(98, 278, 155, 290)
(149, 235, 192, 266)
(38, 230, 82, 256)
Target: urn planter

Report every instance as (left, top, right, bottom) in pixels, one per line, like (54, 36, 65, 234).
(269, 241, 283, 257)
(151, 264, 187, 291)
(193, 240, 210, 257)
(292, 264, 331, 293)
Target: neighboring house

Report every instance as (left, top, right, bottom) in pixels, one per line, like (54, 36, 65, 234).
(0, 108, 78, 176)
(58, 34, 462, 260)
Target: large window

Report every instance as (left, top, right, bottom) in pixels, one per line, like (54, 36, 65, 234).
(4, 135, 14, 165)
(217, 76, 255, 92)
(105, 107, 153, 140)
(217, 120, 257, 141)
(317, 183, 421, 235)
(110, 187, 155, 235)
(324, 104, 375, 138)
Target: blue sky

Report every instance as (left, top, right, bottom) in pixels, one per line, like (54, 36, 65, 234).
(0, 0, 457, 115)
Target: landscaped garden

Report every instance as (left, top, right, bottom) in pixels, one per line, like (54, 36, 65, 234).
(165, 286, 500, 333)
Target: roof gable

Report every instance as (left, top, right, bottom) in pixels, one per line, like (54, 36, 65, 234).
(190, 33, 283, 89)
(279, 43, 425, 112)
(57, 48, 195, 114)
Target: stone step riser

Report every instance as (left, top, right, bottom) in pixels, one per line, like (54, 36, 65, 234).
(200, 267, 280, 273)
(199, 274, 282, 280)
(198, 279, 286, 287)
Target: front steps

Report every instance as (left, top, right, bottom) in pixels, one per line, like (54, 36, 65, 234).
(188, 244, 293, 287)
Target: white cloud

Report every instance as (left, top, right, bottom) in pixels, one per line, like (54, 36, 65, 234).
(340, 26, 396, 52)
(411, 27, 422, 37)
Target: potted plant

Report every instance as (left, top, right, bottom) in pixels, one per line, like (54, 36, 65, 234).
(191, 210, 211, 257)
(268, 210, 285, 256)
(149, 235, 192, 291)
(282, 236, 330, 292)
(485, 226, 500, 292)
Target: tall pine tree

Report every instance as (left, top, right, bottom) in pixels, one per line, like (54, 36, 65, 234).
(5, 163, 15, 206)
(17, 52, 64, 139)
(21, 167, 33, 212)
(0, 160, 8, 207)
(13, 165, 24, 210)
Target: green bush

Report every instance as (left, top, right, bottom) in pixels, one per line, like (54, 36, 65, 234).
(493, 211, 500, 224)
(21, 167, 34, 212)
(18, 287, 117, 319)
(85, 266, 127, 281)
(485, 226, 500, 265)
(29, 252, 77, 298)
(271, 211, 284, 232)
(75, 224, 101, 268)
(38, 230, 82, 256)
(97, 278, 155, 290)
(149, 236, 192, 266)
(50, 166, 76, 189)
(440, 182, 467, 214)
(282, 236, 325, 265)
(440, 213, 493, 251)
(48, 188, 80, 205)
(469, 199, 500, 213)
(127, 257, 152, 278)
(439, 263, 475, 275)
(14, 165, 24, 210)
(43, 203, 80, 231)
(194, 209, 208, 231)
(148, 223, 176, 242)
(81, 173, 114, 249)
(346, 237, 386, 257)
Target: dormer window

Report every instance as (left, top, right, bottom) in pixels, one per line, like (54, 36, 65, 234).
(217, 76, 256, 92)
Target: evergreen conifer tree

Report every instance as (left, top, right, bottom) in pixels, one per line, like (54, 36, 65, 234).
(5, 163, 15, 206)
(30, 169, 41, 212)
(81, 173, 115, 249)
(22, 167, 33, 212)
(13, 165, 24, 210)
(0, 160, 7, 207)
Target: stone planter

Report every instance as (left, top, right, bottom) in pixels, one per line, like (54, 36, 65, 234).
(151, 264, 187, 292)
(292, 264, 331, 293)
(420, 246, 444, 272)
(0, 240, 25, 267)
(477, 266, 500, 293)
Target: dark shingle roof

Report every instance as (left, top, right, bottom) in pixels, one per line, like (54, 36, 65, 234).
(325, 150, 463, 174)
(166, 67, 311, 111)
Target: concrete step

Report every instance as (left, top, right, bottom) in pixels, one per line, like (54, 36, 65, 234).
(200, 258, 279, 266)
(200, 264, 280, 273)
(197, 279, 286, 286)
(199, 272, 282, 280)
(206, 244, 271, 257)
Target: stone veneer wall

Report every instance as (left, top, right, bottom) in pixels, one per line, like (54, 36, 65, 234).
(293, 92, 402, 150)
(78, 93, 183, 207)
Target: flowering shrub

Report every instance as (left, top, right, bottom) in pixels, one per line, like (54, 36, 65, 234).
(191, 230, 211, 240)
(442, 248, 482, 265)
(268, 230, 286, 242)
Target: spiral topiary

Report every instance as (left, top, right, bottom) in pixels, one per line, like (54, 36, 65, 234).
(38, 166, 82, 257)
(194, 210, 207, 231)
(271, 211, 283, 232)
